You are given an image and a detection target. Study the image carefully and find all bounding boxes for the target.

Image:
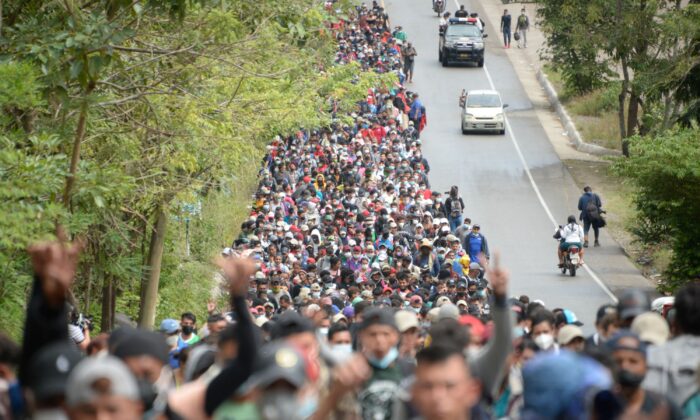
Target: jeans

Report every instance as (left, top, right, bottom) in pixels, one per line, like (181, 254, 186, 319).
(518, 29, 527, 47)
(583, 219, 599, 241)
(503, 29, 511, 46)
(449, 214, 463, 232)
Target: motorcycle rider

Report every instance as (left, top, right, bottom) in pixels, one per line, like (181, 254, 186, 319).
(557, 215, 585, 268)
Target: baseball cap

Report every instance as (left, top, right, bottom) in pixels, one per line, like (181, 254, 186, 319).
(27, 341, 84, 402)
(109, 327, 169, 365)
(342, 306, 355, 318)
(239, 342, 308, 394)
(410, 295, 423, 305)
(66, 356, 139, 407)
(271, 311, 314, 339)
(617, 289, 651, 320)
(360, 308, 398, 331)
(631, 312, 670, 346)
(557, 309, 584, 326)
(456, 299, 468, 308)
(438, 304, 460, 321)
(557, 325, 585, 345)
(159, 318, 180, 335)
(394, 310, 419, 333)
(595, 304, 617, 325)
(606, 330, 647, 355)
(436, 296, 451, 307)
(468, 262, 481, 270)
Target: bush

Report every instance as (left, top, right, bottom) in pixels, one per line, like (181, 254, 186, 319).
(613, 128, 700, 291)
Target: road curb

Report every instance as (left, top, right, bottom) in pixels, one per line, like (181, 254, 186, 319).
(536, 69, 622, 157)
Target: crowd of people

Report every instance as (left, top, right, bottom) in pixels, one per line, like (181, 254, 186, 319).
(1, 2, 699, 420)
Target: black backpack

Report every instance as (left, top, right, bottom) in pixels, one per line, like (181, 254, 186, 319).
(586, 196, 600, 220)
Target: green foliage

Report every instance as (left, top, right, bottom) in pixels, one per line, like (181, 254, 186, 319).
(613, 128, 700, 290)
(568, 82, 620, 117)
(537, 0, 613, 94)
(0, 0, 370, 338)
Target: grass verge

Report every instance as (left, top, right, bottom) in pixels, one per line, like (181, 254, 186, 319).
(564, 159, 670, 288)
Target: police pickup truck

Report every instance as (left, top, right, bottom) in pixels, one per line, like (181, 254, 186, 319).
(438, 18, 486, 67)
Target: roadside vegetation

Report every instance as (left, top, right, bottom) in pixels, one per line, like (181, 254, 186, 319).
(537, 0, 700, 291)
(0, 0, 394, 339)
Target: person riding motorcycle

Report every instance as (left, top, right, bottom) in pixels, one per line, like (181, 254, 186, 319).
(557, 215, 585, 267)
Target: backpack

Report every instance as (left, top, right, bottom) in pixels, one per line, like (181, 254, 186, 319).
(450, 197, 463, 216)
(585, 196, 600, 221)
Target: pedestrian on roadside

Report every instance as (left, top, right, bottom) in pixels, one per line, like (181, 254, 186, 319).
(500, 9, 512, 49)
(408, 92, 424, 129)
(577, 185, 603, 247)
(402, 41, 417, 83)
(515, 8, 529, 48)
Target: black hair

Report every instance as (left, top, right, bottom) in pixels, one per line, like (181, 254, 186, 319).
(675, 282, 700, 335)
(584, 186, 592, 193)
(416, 344, 465, 365)
(328, 323, 350, 341)
(428, 318, 470, 349)
(530, 309, 556, 329)
(0, 333, 20, 365)
(181, 312, 197, 323)
(567, 215, 576, 224)
(207, 313, 225, 324)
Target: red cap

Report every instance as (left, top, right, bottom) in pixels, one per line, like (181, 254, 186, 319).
(353, 245, 362, 252)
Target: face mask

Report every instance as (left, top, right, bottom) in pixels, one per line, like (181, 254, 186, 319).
(477, 290, 486, 298)
(298, 395, 319, 419)
(258, 391, 302, 420)
(271, 286, 281, 293)
(137, 377, 157, 412)
(353, 253, 362, 259)
(166, 335, 179, 347)
(362, 263, 369, 269)
(617, 369, 645, 388)
(318, 327, 329, 337)
(367, 346, 399, 369)
(534, 333, 555, 351)
(312, 292, 320, 299)
(344, 252, 352, 259)
(331, 343, 353, 359)
(181, 325, 194, 335)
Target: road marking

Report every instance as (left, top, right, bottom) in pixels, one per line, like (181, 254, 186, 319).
(451, 0, 618, 302)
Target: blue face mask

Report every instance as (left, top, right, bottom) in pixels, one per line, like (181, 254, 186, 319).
(298, 395, 319, 419)
(367, 347, 399, 369)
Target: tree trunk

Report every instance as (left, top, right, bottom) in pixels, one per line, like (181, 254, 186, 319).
(63, 89, 93, 209)
(139, 207, 168, 329)
(627, 90, 640, 139)
(619, 58, 631, 156)
(101, 273, 114, 332)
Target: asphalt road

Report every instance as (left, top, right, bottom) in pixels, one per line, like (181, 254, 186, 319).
(384, 0, 650, 330)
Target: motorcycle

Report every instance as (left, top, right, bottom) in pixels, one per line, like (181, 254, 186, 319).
(561, 245, 581, 277)
(433, 0, 445, 16)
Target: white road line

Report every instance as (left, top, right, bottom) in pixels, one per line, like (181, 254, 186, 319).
(451, 0, 618, 302)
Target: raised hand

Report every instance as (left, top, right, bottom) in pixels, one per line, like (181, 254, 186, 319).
(215, 257, 257, 297)
(480, 251, 508, 300)
(27, 226, 83, 307)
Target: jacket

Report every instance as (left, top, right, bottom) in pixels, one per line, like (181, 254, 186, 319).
(643, 335, 700, 410)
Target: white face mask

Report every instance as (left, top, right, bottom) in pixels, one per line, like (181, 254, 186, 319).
(318, 327, 329, 337)
(534, 333, 555, 350)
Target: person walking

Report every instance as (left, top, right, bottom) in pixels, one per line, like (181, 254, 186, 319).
(500, 9, 512, 49)
(402, 42, 417, 83)
(577, 186, 603, 247)
(515, 8, 529, 48)
(445, 185, 465, 233)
